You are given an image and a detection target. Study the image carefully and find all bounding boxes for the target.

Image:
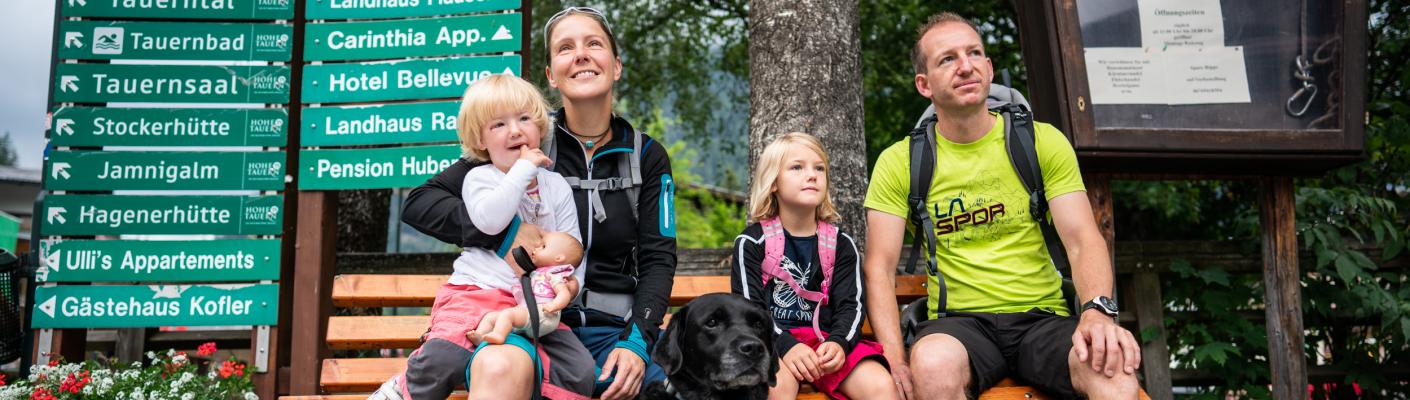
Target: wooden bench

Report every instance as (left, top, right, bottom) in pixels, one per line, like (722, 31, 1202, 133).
(288, 274, 1147, 399)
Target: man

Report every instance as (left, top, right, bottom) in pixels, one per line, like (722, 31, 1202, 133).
(862, 12, 1142, 400)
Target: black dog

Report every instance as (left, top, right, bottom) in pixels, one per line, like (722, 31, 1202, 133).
(642, 293, 779, 400)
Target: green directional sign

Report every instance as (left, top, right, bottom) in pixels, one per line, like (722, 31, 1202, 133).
(60, 0, 294, 20)
(51, 107, 288, 147)
(45, 151, 286, 191)
(42, 195, 284, 236)
(54, 63, 290, 104)
(306, 13, 520, 61)
(58, 20, 292, 61)
(302, 101, 458, 146)
(38, 239, 280, 283)
(306, 0, 517, 20)
(302, 55, 518, 103)
(32, 284, 279, 328)
(300, 144, 459, 189)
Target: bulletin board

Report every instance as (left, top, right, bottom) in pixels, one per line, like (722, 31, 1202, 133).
(1040, 0, 1368, 173)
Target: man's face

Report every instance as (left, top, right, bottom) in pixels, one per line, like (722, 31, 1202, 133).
(914, 22, 993, 110)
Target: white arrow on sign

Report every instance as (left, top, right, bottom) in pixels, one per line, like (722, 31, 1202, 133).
(45, 247, 60, 271)
(65, 32, 84, 48)
(492, 26, 513, 41)
(67, 0, 86, 6)
(52, 162, 72, 180)
(55, 119, 74, 135)
(502, 67, 515, 76)
(38, 296, 57, 318)
(61, 76, 80, 92)
(48, 207, 67, 224)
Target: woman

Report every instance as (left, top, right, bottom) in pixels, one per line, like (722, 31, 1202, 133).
(399, 7, 676, 400)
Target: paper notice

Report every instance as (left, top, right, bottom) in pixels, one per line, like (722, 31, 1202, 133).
(1084, 48, 1164, 105)
(1085, 47, 1250, 105)
(1138, 0, 1225, 49)
(1164, 46, 1251, 104)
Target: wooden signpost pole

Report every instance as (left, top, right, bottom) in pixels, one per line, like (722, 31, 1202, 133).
(1259, 177, 1308, 400)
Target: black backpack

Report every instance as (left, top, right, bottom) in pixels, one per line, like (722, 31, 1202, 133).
(899, 84, 1077, 344)
(542, 114, 644, 223)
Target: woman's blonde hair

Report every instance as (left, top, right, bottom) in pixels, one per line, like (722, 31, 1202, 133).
(748, 132, 840, 223)
(456, 74, 552, 161)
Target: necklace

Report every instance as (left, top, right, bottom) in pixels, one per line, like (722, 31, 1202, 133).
(566, 124, 611, 149)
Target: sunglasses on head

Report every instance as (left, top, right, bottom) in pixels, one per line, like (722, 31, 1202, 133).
(543, 6, 613, 40)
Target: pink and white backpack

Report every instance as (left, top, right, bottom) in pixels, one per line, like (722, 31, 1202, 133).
(758, 217, 838, 338)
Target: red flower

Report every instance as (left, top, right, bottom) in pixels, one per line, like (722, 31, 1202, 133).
(30, 387, 56, 400)
(219, 360, 238, 378)
(197, 342, 218, 357)
(59, 371, 90, 394)
(46, 358, 59, 367)
(0, 373, 7, 386)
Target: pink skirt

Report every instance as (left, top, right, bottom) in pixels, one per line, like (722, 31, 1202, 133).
(787, 327, 888, 400)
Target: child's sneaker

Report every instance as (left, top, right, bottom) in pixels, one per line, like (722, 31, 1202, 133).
(367, 376, 404, 400)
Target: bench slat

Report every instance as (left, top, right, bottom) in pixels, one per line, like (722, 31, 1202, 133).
(327, 315, 428, 350)
(333, 274, 928, 308)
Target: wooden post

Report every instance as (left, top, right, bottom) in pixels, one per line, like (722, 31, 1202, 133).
(1259, 177, 1308, 399)
(114, 328, 146, 364)
(289, 191, 337, 395)
(1132, 272, 1174, 400)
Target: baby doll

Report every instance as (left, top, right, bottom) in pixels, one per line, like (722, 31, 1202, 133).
(470, 231, 584, 345)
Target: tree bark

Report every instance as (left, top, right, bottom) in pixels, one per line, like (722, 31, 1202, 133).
(748, 0, 867, 239)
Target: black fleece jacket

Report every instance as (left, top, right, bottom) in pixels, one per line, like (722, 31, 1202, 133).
(729, 223, 865, 357)
(401, 113, 677, 346)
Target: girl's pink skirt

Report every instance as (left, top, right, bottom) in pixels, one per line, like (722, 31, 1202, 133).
(787, 327, 889, 400)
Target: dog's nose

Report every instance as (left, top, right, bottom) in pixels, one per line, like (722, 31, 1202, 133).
(737, 340, 763, 357)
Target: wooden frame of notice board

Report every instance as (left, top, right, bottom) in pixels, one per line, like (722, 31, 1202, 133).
(1020, 0, 1368, 175)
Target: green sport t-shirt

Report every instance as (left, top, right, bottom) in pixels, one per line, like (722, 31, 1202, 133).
(864, 112, 1085, 317)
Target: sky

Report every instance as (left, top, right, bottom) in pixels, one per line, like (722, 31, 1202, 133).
(0, 0, 55, 170)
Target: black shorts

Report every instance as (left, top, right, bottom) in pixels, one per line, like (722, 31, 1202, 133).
(910, 308, 1079, 399)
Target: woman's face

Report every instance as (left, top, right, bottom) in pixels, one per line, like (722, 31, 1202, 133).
(545, 14, 621, 102)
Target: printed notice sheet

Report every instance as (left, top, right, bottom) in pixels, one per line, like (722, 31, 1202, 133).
(1138, 0, 1225, 49)
(1085, 47, 1250, 105)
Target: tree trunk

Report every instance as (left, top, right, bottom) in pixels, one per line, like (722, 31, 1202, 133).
(748, 0, 867, 239)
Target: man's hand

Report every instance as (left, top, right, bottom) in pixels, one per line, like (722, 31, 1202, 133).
(1072, 309, 1141, 377)
(598, 348, 645, 400)
(816, 341, 846, 374)
(781, 344, 823, 382)
(885, 351, 915, 400)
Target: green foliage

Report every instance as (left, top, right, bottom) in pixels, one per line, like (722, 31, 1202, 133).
(0, 132, 17, 167)
(859, 1, 1027, 168)
(530, 1, 750, 189)
(642, 109, 746, 249)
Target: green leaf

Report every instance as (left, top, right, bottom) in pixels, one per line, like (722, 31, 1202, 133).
(1348, 250, 1377, 270)
(1196, 266, 1231, 287)
(1192, 342, 1240, 366)
(1316, 248, 1338, 268)
(1334, 255, 1361, 283)
(1384, 238, 1405, 261)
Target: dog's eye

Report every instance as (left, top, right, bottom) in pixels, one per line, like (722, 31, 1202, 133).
(704, 318, 719, 329)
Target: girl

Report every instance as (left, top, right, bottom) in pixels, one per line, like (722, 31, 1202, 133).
(730, 133, 899, 400)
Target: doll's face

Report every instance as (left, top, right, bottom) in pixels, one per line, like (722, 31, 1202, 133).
(531, 232, 584, 267)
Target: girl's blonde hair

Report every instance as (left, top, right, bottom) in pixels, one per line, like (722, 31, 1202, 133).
(456, 74, 552, 161)
(748, 132, 841, 223)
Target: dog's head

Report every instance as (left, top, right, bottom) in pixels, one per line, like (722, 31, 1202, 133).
(653, 293, 778, 392)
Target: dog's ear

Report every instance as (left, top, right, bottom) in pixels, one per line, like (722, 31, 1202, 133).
(652, 303, 689, 376)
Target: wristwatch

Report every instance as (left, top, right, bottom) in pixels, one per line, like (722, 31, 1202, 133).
(1081, 296, 1119, 319)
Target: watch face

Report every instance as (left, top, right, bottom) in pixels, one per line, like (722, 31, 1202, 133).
(1098, 297, 1118, 312)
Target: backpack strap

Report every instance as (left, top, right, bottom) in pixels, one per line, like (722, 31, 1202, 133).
(759, 218, 836, 338)
(905, 115, 947, 314)
(999, 104, 1071, 276)
(557, 118, 644, 223)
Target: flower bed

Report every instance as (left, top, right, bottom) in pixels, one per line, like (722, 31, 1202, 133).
(0, 343, 254, 400)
